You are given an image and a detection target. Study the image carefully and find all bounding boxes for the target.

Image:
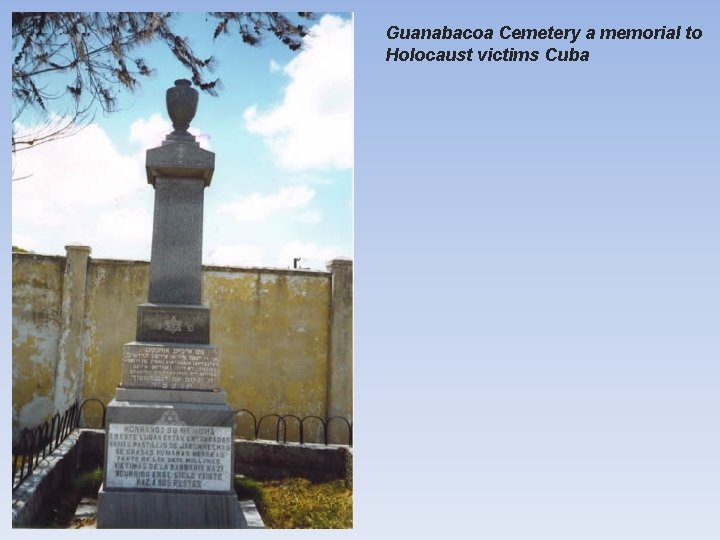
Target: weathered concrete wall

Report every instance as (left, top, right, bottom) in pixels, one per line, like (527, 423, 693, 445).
(326, 258, 353, 442)
(12, 254, 65, 438)
(12, 249, 352, 435)
(12, 430, 84, 527)
(81, 257, 150, 426)
(234, 440, 352, 483)
(205, 268, 331, 424)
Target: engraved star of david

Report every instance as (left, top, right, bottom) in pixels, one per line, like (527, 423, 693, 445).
(163, 315, 183, 333)
(155, 410, 186, 426)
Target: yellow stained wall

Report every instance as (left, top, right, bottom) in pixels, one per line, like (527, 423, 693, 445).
(12, 255, 65, 436)
(203, 268, 330, 439)
(78, 259, 333, 431)
(81, 259, 150, 426)
(14, 253, 334, 434)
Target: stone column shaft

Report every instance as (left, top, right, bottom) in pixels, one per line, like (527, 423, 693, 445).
(148, 176, 205, 305)
(144, 138, 214, 307)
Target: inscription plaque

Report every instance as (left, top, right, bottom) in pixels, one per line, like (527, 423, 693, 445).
(106, 423, 232, 491)
(122, 343, 220, 390)
(136, 304, 210, 344)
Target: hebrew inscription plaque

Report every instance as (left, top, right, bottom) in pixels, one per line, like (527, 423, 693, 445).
(122, 343, 220, 390)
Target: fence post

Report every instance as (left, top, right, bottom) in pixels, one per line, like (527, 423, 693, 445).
(53, 244, 91, 416)
(326, 258, 353, 443)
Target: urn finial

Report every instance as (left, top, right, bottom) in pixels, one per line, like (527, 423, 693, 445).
(164, 79, 199, 144)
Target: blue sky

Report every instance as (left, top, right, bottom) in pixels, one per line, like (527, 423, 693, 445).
(12, 13, 353, 270)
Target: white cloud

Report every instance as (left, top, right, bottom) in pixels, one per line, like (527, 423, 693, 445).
(280, 240, 344, 266)
(12, 123, 146, 238)
(286, 172, 332, 185)
(11, 233, 38, 251)
(11, 118, 158, 259)
(97, 207, 153, 243)
(12, 109, 219, 260)
(206, 244, 265, 267)
(218, 185, 315, 223)
(130, 113, 212, 150)
(243, 14, 353, 171)
(294, 210, 322, 224)
(205, 241, 345, 270)
(129, 113, 168, 149)
(269, 59, 282, 73)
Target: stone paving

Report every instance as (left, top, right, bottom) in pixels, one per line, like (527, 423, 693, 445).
(69, 498, 97, 529)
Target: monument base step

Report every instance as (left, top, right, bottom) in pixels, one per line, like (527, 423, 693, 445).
(97, 485, 246, 528)
(105, 397, 235, 425)
(115, 387, 228, 404)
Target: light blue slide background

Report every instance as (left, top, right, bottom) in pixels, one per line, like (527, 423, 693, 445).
(356, 2, 719, 539)
(4, 1, 719, 538)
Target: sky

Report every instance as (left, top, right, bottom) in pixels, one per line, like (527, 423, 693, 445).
(6, 1, 720, 539)
(12, 13, 353, 270)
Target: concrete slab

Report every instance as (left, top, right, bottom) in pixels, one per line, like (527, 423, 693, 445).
(73, 497, 97, 519)
(75, 492, 264, 529)
(97, 486, 243, 528)
(238, 499, 265, 528)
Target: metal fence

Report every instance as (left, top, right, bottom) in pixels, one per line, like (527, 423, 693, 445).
(235, 409, 353, 446)
(11, 398, 351, 491)
(12, 399, 107, 492)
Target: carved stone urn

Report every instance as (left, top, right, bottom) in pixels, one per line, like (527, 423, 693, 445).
(166, 79, 199, 134)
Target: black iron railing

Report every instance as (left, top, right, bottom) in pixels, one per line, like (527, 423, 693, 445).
(235, 409, 353, 446)
(12, 399, 350, 491)
(12, 399, 107, 492)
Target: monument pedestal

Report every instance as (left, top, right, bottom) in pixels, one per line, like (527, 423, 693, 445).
(98, 388, 239, 528)
(97, 396, 238, 528)
(97, 338, 239, 528)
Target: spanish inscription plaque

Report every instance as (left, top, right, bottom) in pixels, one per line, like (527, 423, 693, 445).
(122, 343, 220, 390)
(106, 423, 232, 491)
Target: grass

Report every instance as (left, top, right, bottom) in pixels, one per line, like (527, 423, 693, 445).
(241, 477, 353, 529)
(234, 476, 266, 512)
(41, 471, 351, 529)
(74, 467, 103, 497)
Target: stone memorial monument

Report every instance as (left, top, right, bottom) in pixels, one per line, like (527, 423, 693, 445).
(97, 80, 239, 528)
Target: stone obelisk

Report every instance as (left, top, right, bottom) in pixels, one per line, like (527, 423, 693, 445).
(97, 80, 238, 528)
